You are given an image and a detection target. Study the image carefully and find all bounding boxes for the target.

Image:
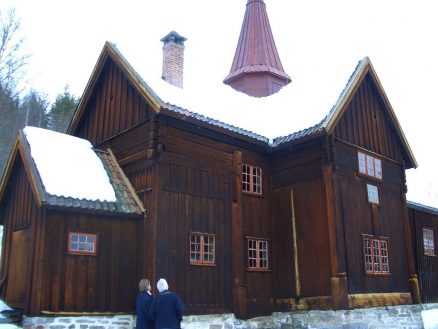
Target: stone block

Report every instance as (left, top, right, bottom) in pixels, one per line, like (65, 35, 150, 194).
(342, 323, 367, 329)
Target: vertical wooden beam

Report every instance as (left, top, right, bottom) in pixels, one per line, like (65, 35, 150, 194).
(231, 151, 246, 318)
(290, 189, 301, 297)
(400, 169, 421, 304)
(323, 137, 349, 309)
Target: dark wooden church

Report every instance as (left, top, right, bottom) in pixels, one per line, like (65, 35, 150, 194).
(0, 0, 436, 319)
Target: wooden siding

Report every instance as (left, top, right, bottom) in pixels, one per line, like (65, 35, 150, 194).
(333, 75, 403, 163)
(158, 162, 232, 314)
(74, 59, 153, 145)
(290, 178, 331, 297)
(270, 138, 323, 189)
(270, 138, 331, 301)
(408, 207, 438, 303)
(0, 157, 43, 314)
(241, 152, 273, 317)
(39, 210, 139, 313)
(335, 141, 410, 294)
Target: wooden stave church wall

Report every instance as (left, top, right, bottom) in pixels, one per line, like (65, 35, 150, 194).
(74, 60, 153, 146)
(408, 207, 438, 303)
(39, 209, 140, 314)
(0, 157, 44, 315)
(269, 137, 332, 307)
(333, 140, 411, 296)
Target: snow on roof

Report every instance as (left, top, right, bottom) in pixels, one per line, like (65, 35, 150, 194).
(23, 126, 116, 202)
(119, 37, 361, 142)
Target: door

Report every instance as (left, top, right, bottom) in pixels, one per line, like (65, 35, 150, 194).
(5, 229, 32, 309)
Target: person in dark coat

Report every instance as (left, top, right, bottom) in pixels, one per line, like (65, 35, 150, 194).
(136, 279, 154, 329)
(149, 278, 184, 329)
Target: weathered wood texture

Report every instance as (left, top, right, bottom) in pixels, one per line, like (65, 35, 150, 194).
(39, 210, 139, 313)
(408, 206, 438, 303)
(0, 157, 42, 313)
(157, 163, 232, 314)
(333, 75, 404, 163)
(74, 59, 153, 146)
(334, 141, 410, 294)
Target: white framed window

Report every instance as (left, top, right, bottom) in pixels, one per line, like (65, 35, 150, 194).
(423, 228, 436, 256)
(367, 184, 379, 204)
(247, 238, 269, 270)
(242, 164, 262, 195)
(358, 151, 382, 180)
(68, 232, 98, 256)
(363, 235, 390, 275)
(190, 233, 216, 265)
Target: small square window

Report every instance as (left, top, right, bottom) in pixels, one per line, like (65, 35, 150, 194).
(190, 233, 215, 265)
(423, 228, 436, 256)
(247, 238, 269, 270)
(68, 232, 97, 256)
(242, 164, 262, 195)
(367, 184, 379, 204)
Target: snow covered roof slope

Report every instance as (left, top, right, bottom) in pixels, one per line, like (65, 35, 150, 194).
(24, 126, 116, 202)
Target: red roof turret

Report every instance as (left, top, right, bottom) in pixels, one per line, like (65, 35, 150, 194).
(224, 0, 291, 97)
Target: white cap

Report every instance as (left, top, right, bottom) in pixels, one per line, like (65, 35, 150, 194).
(157, 278, 169, 292)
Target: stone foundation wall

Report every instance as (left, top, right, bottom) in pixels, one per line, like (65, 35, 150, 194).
(21, 304, 438, 329)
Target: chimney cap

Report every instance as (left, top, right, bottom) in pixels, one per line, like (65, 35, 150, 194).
(161, 31, 187, 45)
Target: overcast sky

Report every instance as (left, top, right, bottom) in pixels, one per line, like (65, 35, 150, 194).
(3, 0, 438, 207)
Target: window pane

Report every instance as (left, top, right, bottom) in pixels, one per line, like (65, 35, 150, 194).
(375, 159, 382, 179)
(367, 156, 375, 177)
(68, 233, 97, 255)
(358, 152, 367, 174)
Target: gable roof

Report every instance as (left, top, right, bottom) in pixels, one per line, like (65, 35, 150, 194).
(68, 43, 416, 168)
(271, 57, 417, 168)
(0, 129, 145, 216)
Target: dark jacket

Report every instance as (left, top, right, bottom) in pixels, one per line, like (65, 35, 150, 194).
(149, 290, 184, 329)
(136, 292, 154, 329)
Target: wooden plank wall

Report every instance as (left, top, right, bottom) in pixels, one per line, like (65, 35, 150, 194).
(39, 211, 139, 313)
(333, 75, 403, 163)
(74, 60, 152, 146)
(154, 124, 235, 314)
(408, 207, 438, 303)
(0, 158, 42, 312)
(335, 141, 410, 294)
(240, 150, 272, 317)
(270, 138, 331, 299)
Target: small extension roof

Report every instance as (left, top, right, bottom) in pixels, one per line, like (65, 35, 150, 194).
(0, 127, 145, 217)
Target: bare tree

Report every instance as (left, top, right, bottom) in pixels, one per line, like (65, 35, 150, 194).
(0, 8, 30, 94)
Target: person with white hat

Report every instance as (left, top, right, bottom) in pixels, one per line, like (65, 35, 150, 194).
(149, 278, 184, 329)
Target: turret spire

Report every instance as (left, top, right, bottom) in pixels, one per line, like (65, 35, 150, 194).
(223, 0, 291, 97)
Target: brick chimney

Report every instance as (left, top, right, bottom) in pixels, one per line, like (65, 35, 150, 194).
(161, 31, 187, 88)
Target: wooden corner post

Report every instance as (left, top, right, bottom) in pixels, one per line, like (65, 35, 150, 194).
(232, 151, 246, 318)
(401, 170, 421, 304)
(323, 136, 349, 309)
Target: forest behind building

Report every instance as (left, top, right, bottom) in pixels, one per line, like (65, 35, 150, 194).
(0, 9, 80, 179)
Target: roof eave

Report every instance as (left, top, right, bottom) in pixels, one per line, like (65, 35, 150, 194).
(0, 131, 47, 207)
(323, 57, 417, 169)
(68, 42, 163, 135)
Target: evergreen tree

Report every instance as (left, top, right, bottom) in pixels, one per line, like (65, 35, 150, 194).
(46, 86, 79, 133)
